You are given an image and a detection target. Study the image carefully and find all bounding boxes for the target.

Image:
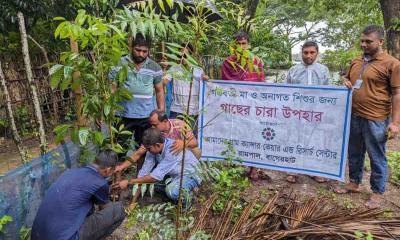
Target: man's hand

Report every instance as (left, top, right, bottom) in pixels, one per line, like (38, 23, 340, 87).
(114, 161, 131, 173)
(202, 74, 210, 81)
(136, 145, 147, 155)
(388, 122, 400, 139)
(342, 77, 352, 89)
(113, 179, 129, 190)
(170, 139, 184, 155)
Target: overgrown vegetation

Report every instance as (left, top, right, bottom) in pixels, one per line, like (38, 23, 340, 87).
(387, 150, 400, 185)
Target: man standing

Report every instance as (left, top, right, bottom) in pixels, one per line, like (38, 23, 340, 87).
(285, 40, 330, 184)
(221, 29, 265, 82)
(111, 33, 165, 159)
(221, 30, 265, 181)
(167, 43, 209, 136)
(31, 150, 125, 240)
(116, 128, 201, 208)
(286, 41, 330, 85)
(337, 25, 400, 208)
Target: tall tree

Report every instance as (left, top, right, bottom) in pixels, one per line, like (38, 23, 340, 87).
(246, 0, 260, 19)
(379, 0, 400, 59)
(17, 11, 48, 154)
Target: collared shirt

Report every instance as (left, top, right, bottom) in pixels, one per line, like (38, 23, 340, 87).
(110, 56, 163, 119)
(286, 62, 330, 85)
(31, 166, 109, 240)
(166, 66, 204, 115)
(138, 138, 200, 182)
(346, 52, 400, 120)
(163, 119, 194, 140)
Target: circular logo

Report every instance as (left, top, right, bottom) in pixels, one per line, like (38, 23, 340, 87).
(262, 127, 276, 141)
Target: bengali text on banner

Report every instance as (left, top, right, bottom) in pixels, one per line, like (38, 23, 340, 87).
(198, 80, 352, 181)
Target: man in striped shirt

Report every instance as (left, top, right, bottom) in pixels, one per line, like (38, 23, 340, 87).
(110, 33, 165, 165)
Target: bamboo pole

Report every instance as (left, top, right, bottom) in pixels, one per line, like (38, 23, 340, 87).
(17, 11, 47, 155)
(0, 60, 29, 164)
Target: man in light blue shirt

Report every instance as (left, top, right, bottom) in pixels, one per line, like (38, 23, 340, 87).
(286, 41, 330, 184)
(286, 41, 330, 86)
(115, 128, 201, 207)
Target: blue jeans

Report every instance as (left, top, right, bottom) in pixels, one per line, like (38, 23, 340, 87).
(155, 176, 201, 208)
(348, 115, 389, 194)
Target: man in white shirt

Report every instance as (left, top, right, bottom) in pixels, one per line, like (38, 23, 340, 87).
(286, 40, 330, 184)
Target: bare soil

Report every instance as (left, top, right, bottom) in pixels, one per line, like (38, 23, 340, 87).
(1, 137, 399, 238)
(108, 138, 400, 239)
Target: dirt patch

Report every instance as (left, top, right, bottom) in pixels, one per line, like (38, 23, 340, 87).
(0, 134, 58, 175)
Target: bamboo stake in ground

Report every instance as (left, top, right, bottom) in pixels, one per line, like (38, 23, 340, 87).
(0, 60, 29, 164)
(17, 11, 47, 155)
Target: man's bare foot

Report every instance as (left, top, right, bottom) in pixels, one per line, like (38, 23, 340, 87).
(365, 193, 384, 208)
(249, 167, 259, 181)
(286, 175, 297, 183)
(312, 176, 328, 183)
(334, 182, 360, 194)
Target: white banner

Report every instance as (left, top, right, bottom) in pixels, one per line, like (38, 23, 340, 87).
(198, 80, 352, 181)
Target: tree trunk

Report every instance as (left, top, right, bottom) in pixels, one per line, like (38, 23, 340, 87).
(379, 0, 400, 59)
(28, 35, 60, 126)
(17, 11, 48, 154)
(0, 60, 29, 164)
(70, 38, 85, 126)
(246, 0, 260, 19)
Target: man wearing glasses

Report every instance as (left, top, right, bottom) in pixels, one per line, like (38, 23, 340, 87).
(114, 128, 201, 208)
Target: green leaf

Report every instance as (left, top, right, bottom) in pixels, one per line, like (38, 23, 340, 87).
(53, 16, 66, 21)
(63, 66, 73, 82)
(53, 124, 71, 144)
(164, 53, 181, 61)
(112, 144, 124, 153)
(75, 9, 87, 26)
(141, 184, 147, 198)
(158, 0, 166, 13)
(129, 21, 137, 38)
(149, 184, 154, 198)
(132, 184, 139, 197)
(78, 128, 90, 145)
(120, 130, 132, 135)
(94, 131, 104, 145)
(49, 64, 64, 89)
(71, 128, 79, 143)
(166, 0, 173, 9)
(104, 104, 111, 116)
(60, 78, 71, 91)
(54, 21, 67, 38)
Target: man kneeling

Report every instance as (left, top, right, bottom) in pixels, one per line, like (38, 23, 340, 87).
(31, 150, 125, 240)
(116, 128, 201, 207)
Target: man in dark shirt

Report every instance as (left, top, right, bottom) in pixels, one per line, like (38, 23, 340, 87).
(31, 150, 125, 240)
